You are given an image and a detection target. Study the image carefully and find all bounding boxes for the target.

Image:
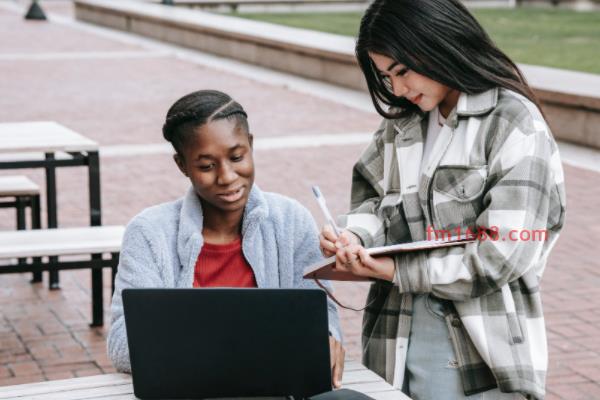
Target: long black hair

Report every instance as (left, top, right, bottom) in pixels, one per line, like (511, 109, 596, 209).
(162, 90, 249, 155)
(356, 0, 540, 119)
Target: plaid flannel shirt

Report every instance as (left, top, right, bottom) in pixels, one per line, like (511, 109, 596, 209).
(338, 88, 566, 399)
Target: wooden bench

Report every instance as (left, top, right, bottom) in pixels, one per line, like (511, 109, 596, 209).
(0, 226, 125, 326)
(0, 175, 43, 282)
(0, 175, 41, 231)
(0, 121, 102, 290)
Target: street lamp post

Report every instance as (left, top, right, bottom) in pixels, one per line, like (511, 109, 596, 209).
(24, 0, 47, 20)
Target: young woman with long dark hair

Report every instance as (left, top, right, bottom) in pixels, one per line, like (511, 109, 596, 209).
(108, 90, 345, 387)
(319, 1, 566, 398)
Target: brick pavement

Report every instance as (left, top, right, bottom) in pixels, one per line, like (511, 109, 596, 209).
(0, 3, 599, 399)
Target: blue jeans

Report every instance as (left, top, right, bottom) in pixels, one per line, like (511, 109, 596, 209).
(403, 294, 525, 400)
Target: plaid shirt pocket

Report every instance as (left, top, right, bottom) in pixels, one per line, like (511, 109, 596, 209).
(432, 165, 487, 231)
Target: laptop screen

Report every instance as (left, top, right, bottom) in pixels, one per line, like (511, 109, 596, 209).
(123, 288, 332, 399)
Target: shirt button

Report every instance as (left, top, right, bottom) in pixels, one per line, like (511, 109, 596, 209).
(451, 317, 461, 327)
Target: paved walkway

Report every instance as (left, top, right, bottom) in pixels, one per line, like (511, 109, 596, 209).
(0, 2, 599, 399)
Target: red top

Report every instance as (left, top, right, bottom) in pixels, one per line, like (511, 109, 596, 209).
(193, 237, 257, 288)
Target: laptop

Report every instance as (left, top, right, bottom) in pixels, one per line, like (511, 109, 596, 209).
(122, 288, 332, 399)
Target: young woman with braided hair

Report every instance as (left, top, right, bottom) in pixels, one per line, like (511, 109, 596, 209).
(107, 90, 345, 385)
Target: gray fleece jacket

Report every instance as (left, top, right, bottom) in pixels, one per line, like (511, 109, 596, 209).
(107, 185, 342, 372)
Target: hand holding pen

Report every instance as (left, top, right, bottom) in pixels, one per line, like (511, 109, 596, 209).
(312, 186, 360, 258)
(312, 186, 393, 279)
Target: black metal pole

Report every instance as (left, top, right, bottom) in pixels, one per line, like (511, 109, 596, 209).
(88, 151, 104, 327)
(111, 252, 119, 296)
(88, 151, 102, 227)
(31, 194, 43, 283)
(45, 153, 60, 289)
(16, 197, 27, 268)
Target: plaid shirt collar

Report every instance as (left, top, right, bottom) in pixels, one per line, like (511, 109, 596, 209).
(393, 87, 499, 134)
(446, 88, 499, 128)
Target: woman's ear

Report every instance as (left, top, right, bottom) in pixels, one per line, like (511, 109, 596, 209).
(173, 153, 188, 177)
(247, 133, 254, 149)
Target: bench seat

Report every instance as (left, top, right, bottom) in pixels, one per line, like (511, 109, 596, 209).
(0, 175, 40, 197)
(0, 225, 125, 326)
(0, 175, 43, 282)
(0, 225, 124, 259)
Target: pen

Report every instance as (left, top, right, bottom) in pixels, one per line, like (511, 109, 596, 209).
(311, 186, 341, 237)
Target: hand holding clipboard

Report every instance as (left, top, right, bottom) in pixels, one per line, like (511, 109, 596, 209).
(308, 186, 475, 282)
(303, 236, 476, 281)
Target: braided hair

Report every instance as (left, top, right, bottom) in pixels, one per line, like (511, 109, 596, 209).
(162, 90, 249, 155)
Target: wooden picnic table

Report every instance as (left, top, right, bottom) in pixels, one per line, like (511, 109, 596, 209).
(0, 360, 412, 399)
(0, 121, 105, 325)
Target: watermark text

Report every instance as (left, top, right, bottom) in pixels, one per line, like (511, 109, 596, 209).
(426, 225, 548, 242)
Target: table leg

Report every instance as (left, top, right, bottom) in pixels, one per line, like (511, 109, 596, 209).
(111, 252, 119, 295)
(31, 194, 43, 283)
(88, 151, 104, 327)
(45, 153, 60, 290)
(88, 151, 101, 227)
(16, 196, 27, 268)
(91, 266, 103, 327)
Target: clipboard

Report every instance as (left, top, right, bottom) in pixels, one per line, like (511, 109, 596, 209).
(303, 236, 476, 282)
